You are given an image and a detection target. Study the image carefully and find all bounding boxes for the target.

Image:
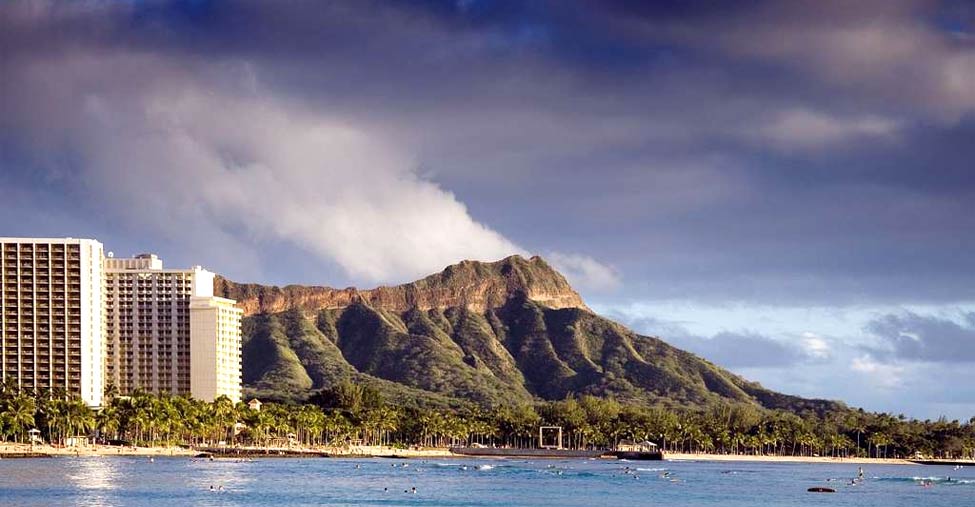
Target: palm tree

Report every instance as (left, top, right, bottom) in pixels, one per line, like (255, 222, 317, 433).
(96, 405, 120, 441)
(2, 394, 37, 443)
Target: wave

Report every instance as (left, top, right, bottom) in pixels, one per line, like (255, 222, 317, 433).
(874, 476, 974, 485)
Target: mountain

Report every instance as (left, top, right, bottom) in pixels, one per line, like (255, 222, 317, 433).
(217, 255, 843, 414)
(215, 255, 587, 315)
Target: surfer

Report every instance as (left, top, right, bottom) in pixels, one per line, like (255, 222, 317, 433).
(857, 467, 864, 480)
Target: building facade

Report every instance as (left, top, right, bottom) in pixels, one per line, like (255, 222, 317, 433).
(189, 296, 243, 403)
(104, 254, 216, 397)
(1, 238, 106, 406)
(2, 239, 243, 406)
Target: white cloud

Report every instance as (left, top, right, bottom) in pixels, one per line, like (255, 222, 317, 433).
(850, 354, 904, 389)
(8, 53, 523, 284)
(712, 3, 975, 121)
(801, 332, 831, 360)
(753, 108, 901, 150)
(548, 252, 622, 292)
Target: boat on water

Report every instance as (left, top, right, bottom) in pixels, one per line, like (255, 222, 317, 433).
(610, 450, 664, 460)
(609, 440, 664, 461)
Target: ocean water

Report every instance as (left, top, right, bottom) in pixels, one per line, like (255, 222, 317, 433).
(1, 456, 972, 507)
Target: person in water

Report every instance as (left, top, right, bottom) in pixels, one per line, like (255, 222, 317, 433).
(857, 467, 864, 480)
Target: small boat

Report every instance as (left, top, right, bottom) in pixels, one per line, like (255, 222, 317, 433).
(611, 450, 664, 460)
(807, 487, 836, 493)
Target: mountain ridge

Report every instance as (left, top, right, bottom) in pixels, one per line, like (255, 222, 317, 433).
(218, 255, 845, 416)
(216, 255, 588, 315)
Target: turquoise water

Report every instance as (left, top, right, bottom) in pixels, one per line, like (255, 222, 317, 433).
(1, 457, 972, 506)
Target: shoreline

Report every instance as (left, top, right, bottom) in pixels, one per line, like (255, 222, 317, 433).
(662, 452, 914, 465)
(2, 443, 970, 467)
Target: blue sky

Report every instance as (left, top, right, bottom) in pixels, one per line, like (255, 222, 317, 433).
(2, 0, 974, 419)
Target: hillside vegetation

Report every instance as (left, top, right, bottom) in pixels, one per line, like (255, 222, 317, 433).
(225, 256, 842, 416)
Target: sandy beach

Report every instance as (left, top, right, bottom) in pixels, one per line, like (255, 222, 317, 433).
(4, 442, 971, 467)
(0, 442, 196, 457)
(662, 452, 914, 465)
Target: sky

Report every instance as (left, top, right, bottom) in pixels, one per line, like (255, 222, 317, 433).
(2, 0, 974, 420)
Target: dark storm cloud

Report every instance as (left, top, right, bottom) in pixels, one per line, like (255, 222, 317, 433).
(865, 312, 975, 363)
(1, 0, 974, 305)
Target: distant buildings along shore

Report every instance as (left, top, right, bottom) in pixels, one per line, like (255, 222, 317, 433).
(0, 238, 242, 406)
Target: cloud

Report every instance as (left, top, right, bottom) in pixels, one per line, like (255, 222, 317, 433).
(801, 332, 832, 360)
(607, 311, 829, 369)
(693, 0, 975, 120)
(864, 311, 975, 363)
(1, 48, 523, 284)
(752, 108, 901, 150)
(3, 0, 975, 307)
(850, 354, 905, 390)
(548, 252, 621, 292)
(673, 331, 803, 369)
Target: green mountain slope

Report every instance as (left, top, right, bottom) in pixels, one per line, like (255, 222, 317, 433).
(223, 256, 844, 415)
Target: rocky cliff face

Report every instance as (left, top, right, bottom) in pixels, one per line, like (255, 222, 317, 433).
(216, 255, 588, 316)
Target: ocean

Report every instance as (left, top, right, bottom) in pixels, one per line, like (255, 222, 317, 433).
(1, 456, 972, 506)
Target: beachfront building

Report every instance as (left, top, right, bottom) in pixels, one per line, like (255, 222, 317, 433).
(0, 238, 107, 406)
(189, 296, 243, 403)
(104, 253, 214, 397)
(2, 240, 243, 406)
(105, 253, 242, 401)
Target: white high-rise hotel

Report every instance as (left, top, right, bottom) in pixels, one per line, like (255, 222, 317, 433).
(1, 238, 106, 406)
(105, 253, 242, 402)
(1, 238, 242, 405)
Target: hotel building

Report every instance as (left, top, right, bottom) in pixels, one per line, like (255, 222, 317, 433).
(0, 238, 106, 407)
(105, 254, 243, 402)
(104, 253, 223, 399)
(189, 296, 243, 403)
(1, 238, 243, 406)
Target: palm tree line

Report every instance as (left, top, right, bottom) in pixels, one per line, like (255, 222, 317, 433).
(2, 378, 973, 459)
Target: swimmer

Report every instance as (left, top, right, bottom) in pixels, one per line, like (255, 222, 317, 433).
(411, 487, 417, 494)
